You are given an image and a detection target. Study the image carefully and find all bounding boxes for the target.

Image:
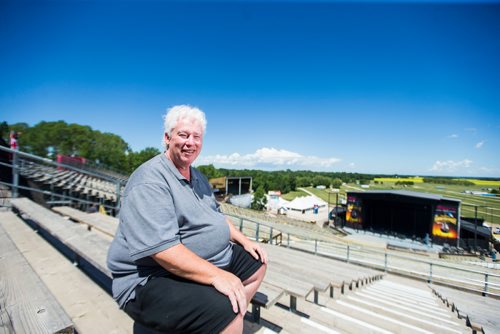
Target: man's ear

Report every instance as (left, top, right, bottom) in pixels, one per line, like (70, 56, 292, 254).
(164, 132, 171, 147)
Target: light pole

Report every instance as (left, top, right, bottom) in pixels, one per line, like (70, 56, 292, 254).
(327, 188, 339, 225)
(474, 205, 478, 250)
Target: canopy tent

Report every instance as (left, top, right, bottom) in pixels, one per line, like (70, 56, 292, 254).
(286, 195, 327, 212)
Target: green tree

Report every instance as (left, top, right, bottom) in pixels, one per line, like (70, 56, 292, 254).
(331, 178, 343, 189)
(0, 122, 9, 142)
(312, 175, 331, 187)
(127, 147, 161, 173)
(90, 131, 129, 171)
(197, 164, 224, 180)
(251, 186, 267, 211)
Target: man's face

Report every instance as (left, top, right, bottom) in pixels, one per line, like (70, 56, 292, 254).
(165, 117, 203, 169)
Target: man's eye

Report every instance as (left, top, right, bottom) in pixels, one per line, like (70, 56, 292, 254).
(178, 133, 188, 138)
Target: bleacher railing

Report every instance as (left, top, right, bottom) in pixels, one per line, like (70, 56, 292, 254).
(225, 213, 500, 298)
(0, 146, 126, 214)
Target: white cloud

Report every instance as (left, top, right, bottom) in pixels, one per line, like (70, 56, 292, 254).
(475, 140, 485, 149)
(197, 147, 341, 170)
(479, 166, 500, 174)
(430, 159, 473, 172)
(447, 134, 458, 139)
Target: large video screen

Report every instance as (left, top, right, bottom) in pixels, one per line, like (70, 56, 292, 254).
(432, 204, 458, 239)
(346, 195, 362, 225)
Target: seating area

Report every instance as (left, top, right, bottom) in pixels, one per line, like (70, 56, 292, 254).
(17, 159, 124, 211)
(2, 196, 477, 333)
(0, 210, 133, 333)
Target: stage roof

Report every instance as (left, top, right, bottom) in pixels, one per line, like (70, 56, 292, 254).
(347, 190, 461, 203)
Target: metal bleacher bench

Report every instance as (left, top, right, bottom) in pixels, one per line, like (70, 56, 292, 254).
(52, 206, 118, 237)
(10, 197, 283, 326)
(10, 198, 113, 282)
(0, 216, 74, 333)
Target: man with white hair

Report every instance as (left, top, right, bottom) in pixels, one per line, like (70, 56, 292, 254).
(107, 105, 267, 333)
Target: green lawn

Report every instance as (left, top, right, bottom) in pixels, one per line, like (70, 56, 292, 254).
(281, 189, 309, 201)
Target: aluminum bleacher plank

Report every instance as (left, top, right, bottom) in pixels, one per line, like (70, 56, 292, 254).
(10, 197, 112, 277)
(0, 212, 74, 334)
(53, 206, 118, 237)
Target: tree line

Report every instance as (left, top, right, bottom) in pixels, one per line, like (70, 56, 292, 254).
(2, 121, 160, 175)
(196, 164, 379, 194)
(6, 120, 484, 195)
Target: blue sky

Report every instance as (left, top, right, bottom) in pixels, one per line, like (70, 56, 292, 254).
(1, 1, 499, 177)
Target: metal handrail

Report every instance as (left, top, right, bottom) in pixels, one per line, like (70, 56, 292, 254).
(0, 181, 117, 212)
(1, 146, 124, 212)
(227, 213, 500, 298)
(0, 145, 126, 183)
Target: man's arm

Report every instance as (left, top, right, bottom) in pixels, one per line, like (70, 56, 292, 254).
(152, 243, 247, 315)
(226, 217, 268, 264)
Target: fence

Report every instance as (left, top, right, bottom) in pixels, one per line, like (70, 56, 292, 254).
(0, 146, 126, 214)
(226, 213, 500, 298)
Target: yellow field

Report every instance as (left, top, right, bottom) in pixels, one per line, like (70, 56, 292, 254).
(374, 177, 424, 183)
(462, 179, 500, 186)
(373, 177, 500, 187)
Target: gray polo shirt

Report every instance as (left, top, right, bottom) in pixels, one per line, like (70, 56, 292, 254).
(107, 153, 233, 308)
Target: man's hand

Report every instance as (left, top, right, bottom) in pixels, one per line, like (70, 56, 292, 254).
(243, 241, 268, 264)
(211, 270, 247, 315)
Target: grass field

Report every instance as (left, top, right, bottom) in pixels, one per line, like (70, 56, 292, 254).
(281, 189, 309, 201)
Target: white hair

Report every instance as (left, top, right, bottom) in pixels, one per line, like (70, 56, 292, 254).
(162, 104, 207, 147)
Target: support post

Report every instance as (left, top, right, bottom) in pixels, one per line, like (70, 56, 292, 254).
(428, 263, 433, 283)
(483, 273, 489, 296)
(290, 296, 297, 313)
(252, 304, 261, 323)
(12, 151, 19, 198)
(115, 181, 121, 214)
(474, 206, 478, 250)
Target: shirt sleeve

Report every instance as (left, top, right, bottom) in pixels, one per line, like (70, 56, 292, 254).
(120, 182, 180, 261)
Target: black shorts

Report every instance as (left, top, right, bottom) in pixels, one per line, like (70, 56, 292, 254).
(124, 243, 263, 334)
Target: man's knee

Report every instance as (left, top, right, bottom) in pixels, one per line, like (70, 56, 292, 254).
(244, 262, 266, 285)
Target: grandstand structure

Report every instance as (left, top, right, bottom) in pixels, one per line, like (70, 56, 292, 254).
(1, 145, 498, 333)
(0, 146, 126, 215)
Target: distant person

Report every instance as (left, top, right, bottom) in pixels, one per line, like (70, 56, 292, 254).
(424, 233, 430, 246)
(107, 105, 267, 333)
(9, 130, 18, 150)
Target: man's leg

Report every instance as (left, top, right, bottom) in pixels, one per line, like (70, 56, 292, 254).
(220, 263, 267, 334)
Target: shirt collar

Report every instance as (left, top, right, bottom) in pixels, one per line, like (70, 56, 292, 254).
(161, 153, 198, 184)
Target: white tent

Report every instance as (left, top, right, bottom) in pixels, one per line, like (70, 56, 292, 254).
(286, 195, 327, 212)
